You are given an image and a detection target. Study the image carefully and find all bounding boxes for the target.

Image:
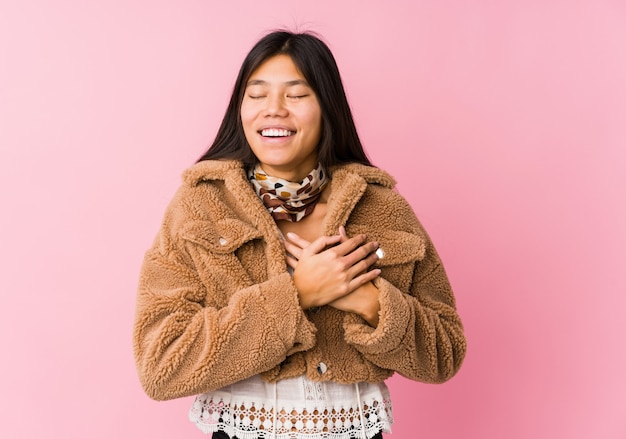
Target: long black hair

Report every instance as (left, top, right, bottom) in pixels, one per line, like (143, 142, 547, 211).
(197, 30, 372, 168)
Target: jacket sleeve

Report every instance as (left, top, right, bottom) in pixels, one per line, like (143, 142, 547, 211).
(343, 203, 466, 383)
(133, 197, 317, 401)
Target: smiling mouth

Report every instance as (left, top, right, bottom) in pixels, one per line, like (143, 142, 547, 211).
(260, 129, 295, 137)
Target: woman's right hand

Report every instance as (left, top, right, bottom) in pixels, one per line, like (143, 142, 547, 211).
(284, 231, 381, 310)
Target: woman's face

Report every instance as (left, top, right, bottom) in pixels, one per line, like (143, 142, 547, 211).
(241, 54, 322, 181)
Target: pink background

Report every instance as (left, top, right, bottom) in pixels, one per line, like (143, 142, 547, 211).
(1, 1, 625, 438)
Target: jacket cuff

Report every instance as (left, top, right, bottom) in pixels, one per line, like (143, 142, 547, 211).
(343, 276, 411, 354)
(259, 272, 317, 355)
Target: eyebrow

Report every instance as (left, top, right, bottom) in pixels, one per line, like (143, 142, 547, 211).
(246, 79, 310, 87)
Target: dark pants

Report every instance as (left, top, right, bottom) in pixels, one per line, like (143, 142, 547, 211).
(212, 431, 383, 439)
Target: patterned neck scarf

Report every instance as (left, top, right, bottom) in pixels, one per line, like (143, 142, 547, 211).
(248, 163, 329, 222)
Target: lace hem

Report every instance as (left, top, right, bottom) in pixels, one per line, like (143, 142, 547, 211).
(189, 396, 393, 439)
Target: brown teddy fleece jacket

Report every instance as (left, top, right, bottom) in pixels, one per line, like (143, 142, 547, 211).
(133, 160, 466, 401)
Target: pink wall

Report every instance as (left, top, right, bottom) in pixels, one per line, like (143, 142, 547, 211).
(1, 1, 625, 438)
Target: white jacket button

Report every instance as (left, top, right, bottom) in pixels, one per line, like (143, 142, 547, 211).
(218, 237, 228, 246)
(317, 362, 327, 374)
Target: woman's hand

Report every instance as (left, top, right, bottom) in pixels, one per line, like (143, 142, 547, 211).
(284, 227, 381, 325)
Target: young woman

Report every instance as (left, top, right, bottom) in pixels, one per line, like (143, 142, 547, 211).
(133, 30, 466, 439)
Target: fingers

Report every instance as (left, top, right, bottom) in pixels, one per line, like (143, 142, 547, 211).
(338, 225, 348, 241)
(331, 233, 369, 257)
(285, 253, 298, 269)
(333, 228, 380, 271)
(346, 249, 380, 278)
(285, 228, 365, 257)
(348, 268, 381, 292)
(342, 240, 379, 268)
(284, 230, 379, 270)
(283, 239, 304, 261)
(285, 232, 342, 255)
(284, 232, 311, 249)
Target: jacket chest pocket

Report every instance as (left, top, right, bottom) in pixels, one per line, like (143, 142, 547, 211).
(347, 225, 427, 291)
(181, 218, 267, 302)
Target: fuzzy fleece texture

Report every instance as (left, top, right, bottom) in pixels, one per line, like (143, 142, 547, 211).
(133, 160, 466, 401)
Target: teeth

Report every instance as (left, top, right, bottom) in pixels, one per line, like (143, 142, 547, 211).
(261, 129, 294, 137)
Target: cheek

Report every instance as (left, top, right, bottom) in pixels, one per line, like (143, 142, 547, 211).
(240, 103, 256, 131)
(309, 112, 323, 140)
(301, 105, 322, 134)
(240, 114, 256, 146)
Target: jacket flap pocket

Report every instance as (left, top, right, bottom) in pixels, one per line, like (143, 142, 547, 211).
(347, 225, 426, 266)
(181, 218, 262, 254)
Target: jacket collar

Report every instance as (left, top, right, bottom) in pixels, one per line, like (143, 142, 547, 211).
(182, 159, 245, 186)
(182, 159, 397, 189)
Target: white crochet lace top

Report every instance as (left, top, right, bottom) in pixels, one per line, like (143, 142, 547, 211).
(189, 374, 393, 439)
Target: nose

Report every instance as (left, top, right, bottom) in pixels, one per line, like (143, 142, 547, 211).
(263, 93, 288, 117)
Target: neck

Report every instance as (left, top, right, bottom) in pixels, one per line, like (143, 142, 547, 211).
(258, 160, 318, 182)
